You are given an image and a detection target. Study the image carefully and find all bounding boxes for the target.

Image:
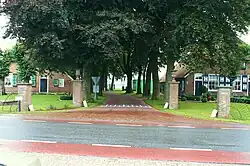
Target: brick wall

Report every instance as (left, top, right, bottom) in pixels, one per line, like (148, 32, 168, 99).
(5, 72, 73, 94)
(48, 72, 72, 93)
(185, 74, 194, 95)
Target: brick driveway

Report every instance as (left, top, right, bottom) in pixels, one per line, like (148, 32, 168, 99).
(18, 92, 250, 129)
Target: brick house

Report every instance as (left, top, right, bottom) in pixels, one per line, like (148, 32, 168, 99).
(160, 62, 250, 97)
(4, 63, 73, 93)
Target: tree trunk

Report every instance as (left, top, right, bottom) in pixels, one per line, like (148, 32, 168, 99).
(99, 75, 104, 96)
(126, 69, 133, 93)
(1, 77, 5, 95)
(82, 68, 87, 101)
(86, 73, 92, 100)
(110, 75, 115, 91)
(137, 66, 142, 94)
(164, 59, 175, 103)
(144, 61, 152, 97)
(104, 74, 108, 91)
(152, 57, 160, 100)
(142, 65, 147, 96)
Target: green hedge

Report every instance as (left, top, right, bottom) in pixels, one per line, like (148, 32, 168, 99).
(60, 95, 73, 100)
(231, 97, 250, 104)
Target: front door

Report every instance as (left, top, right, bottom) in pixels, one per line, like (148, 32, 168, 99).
(195, 81, 202, 96)
(40, 79, 48, 93)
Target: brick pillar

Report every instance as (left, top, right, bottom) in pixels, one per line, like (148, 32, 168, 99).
(17, 83, 32, 112)
(72, 80, 83, 107)
(169, 79, 179, 110)
(217, 86, 231, 118)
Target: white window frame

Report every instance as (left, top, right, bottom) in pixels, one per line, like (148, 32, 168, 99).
(207, 74, 219, 92)
(4, 73, 13, 87)
(58, 79, 65, 88)
(232, 76, 242, 92)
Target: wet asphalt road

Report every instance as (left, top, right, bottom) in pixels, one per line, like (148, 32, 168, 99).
(0, 118, 250, 152)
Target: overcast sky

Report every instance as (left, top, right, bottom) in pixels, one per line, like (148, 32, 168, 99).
(0, 15, 250, 51)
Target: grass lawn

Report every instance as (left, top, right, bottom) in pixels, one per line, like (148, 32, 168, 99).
(0, 94, 107, 114)
(145, 99, 250, 124)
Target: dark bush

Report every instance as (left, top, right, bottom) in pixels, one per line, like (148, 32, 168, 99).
(201, 97, 208, 103)
(181, 96, 187, 101)
(60, 95, 73, 100)
(194, 96, 201, 101)
(200, 85, 208, 94)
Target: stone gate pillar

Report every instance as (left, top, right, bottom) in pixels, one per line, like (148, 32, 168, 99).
(17, 83, 32, 112)
(217, 86, 231, 118)
(169, 79, 180, 110)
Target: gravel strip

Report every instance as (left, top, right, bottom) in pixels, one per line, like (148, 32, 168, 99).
(0, 151, 242, 166)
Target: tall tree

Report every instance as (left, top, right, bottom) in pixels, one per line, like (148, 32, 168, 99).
(0, 49, 11, 95)
(13, 44, 37, 83)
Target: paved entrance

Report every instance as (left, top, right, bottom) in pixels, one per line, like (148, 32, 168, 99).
(102, 93, 152, 109)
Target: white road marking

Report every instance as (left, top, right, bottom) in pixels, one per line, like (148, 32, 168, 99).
(116, 124, 143, 127)
(23, 120, 46, 123)
(21, 140, 57, 144)
(170, 148, 212, 151)
(0, 139, 18, 143)
(221, 127, 249, 130)
(168, 126, 195, 129)
(68, 122, 93, 125)
(92, 144, 131, 148)
(0, 116, 19, 119)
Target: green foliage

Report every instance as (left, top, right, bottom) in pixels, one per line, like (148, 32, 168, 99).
(181, 96, 187, 101)
(60, 95, 73, 100)
(1, 0, 250, 83)
(200, 85, 208, 94)
(13, 44, 37, 83)
(201, 97, 208, 103)
(0, 49, 10, 79)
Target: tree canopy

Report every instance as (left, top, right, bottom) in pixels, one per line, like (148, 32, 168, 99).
(1, 0, 250, 99)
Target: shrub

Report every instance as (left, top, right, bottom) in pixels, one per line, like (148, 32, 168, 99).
(181, 96, 187, 101)
(200, 85, 208, 94)
(194, 96, 201, 101)
(64, 104, 69, 109)
(60, 95, 73, 100)
(201, 97, 208, 103)
(211, 96, 216, 101)
(47, 105, 56, 110)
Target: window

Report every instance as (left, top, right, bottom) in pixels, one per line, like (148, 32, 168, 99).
(208, 75, 218, 91)
(58, 79, 64, 87)
(219, 76, 225, 82)
(4, 74, 12, 87)
(53, 79, 59, 87)
(29, 75, 36, 87)
(233, 76, 241, 91)
(243, 77, 248, 83)
(194, 73, 203, 80)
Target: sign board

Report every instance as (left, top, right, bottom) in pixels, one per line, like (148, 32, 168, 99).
(211, 109, 218, 118)
(15, 96, 23, 101)
(28, 105, 35, 111)
(92, 77, 100, 85)
(164, 102, 169, 109)
(93, 85, 99, 93)
(83, 100, 88, 107)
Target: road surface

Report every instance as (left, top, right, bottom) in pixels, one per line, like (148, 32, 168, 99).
(1, 117, 250, 152)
